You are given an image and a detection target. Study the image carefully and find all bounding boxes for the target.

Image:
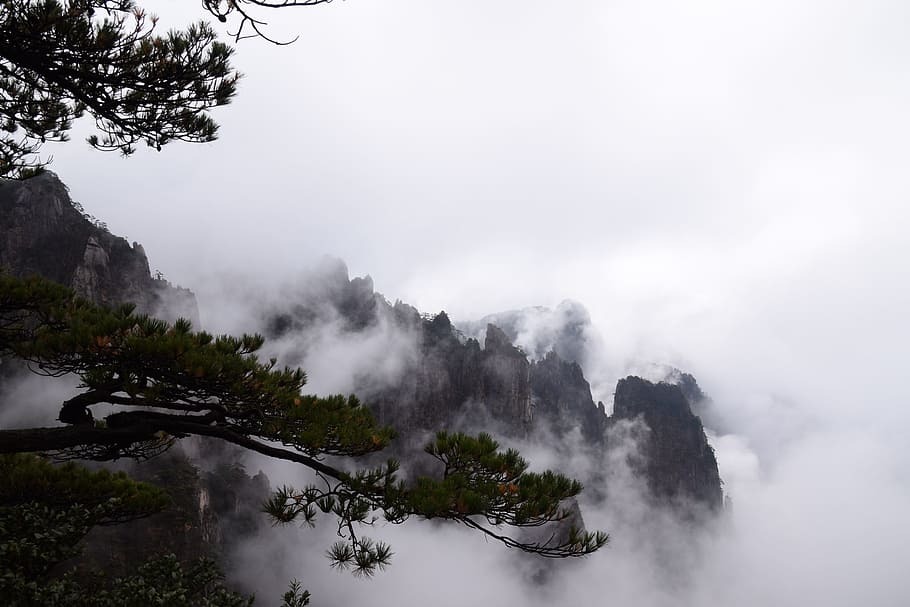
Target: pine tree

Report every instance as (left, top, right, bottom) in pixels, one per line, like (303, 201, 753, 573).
(0, 273, 608, 576)
(0, 0, 371, 178)
(0, 453, 254, 606)
(198, 0, 334, 44)
(0, 0, 239, 178)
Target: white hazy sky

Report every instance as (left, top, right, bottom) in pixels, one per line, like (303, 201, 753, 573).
(48, 0, 910, 411)
(36, 2, 910, 602)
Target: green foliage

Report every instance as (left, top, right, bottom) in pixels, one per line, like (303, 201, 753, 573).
(0, 0, 240, 178)
(0, 273, 607, 580)
(0, 454, 253, 606)
(0, 273, 393, 461)
(2, 546, 254, 607)
(1, 502, 101, 583)
(414, 431, 582, 524)
(280, 580, 310, 607)
(266, 432, 608, 575)
(0, 454, 170, 521)
(326, 537, 393, 577)
(92, 555, 253, 607)
(0, 455, 167, 578)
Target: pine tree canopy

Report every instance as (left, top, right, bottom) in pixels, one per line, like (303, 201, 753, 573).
(0, 0, 240, 178)
(0, 274, 609, 575)
(0, 454, 256, 606)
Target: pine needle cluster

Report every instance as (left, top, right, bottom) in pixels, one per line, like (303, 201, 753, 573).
(0, 0, 239, 177)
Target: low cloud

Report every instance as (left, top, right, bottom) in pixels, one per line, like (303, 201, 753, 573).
(203, 271, 910, 607)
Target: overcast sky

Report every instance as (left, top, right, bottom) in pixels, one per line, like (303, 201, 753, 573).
(38, 1, 910, 602)
(46, 0, 909, 405)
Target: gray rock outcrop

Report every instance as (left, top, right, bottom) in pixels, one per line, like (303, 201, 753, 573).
(0, 172, 256, 576)
(367, 315, 533, 444)
(258, 262, 724, 515)
(530, 350, 607, 444)
(612, 376, 723, 512)
(0, 172, 197, 322)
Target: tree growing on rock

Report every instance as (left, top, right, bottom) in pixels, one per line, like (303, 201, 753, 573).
(0, 273, 608, 576)
(0, 453, 256, 606)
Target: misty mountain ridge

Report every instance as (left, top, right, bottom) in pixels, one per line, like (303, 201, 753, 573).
(0, 172, 725, 597)
(253, 256, 723, 515)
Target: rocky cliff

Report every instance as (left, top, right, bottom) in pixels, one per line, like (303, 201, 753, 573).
(530, 350, 607, 444)
(0, 172, 197, 322)
(75, 445, 271, 584)
(0, 173, 262, 575)
(259, 261, 724, 514)
(612, 376, 723, 512)
(460, 299, 595, 365)
(366, 316, 533, 442)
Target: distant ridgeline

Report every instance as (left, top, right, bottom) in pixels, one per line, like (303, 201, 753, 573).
(260, 258, 724, 516)
(0, 172, 723, 580)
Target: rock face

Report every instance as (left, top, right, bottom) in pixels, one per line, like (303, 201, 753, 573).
(530, 351, 607, 444)
(368, 316, 532, 443)
(0, 173, 260, 574)
(460, 300, 595, 365)
(78, 446, 271, 581)
(260, 262, 724, 515)
(478, 324, 533, 431)
(79, 449, 221, 577)
(264, 257, 383, 336)
(663, 367, 730, 436)
(612, 377, 723, 512)
(0, 172, 197, 322)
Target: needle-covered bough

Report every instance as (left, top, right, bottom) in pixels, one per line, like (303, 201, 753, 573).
(0, 0, 239, 178)
(0, 274, 608, 574)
